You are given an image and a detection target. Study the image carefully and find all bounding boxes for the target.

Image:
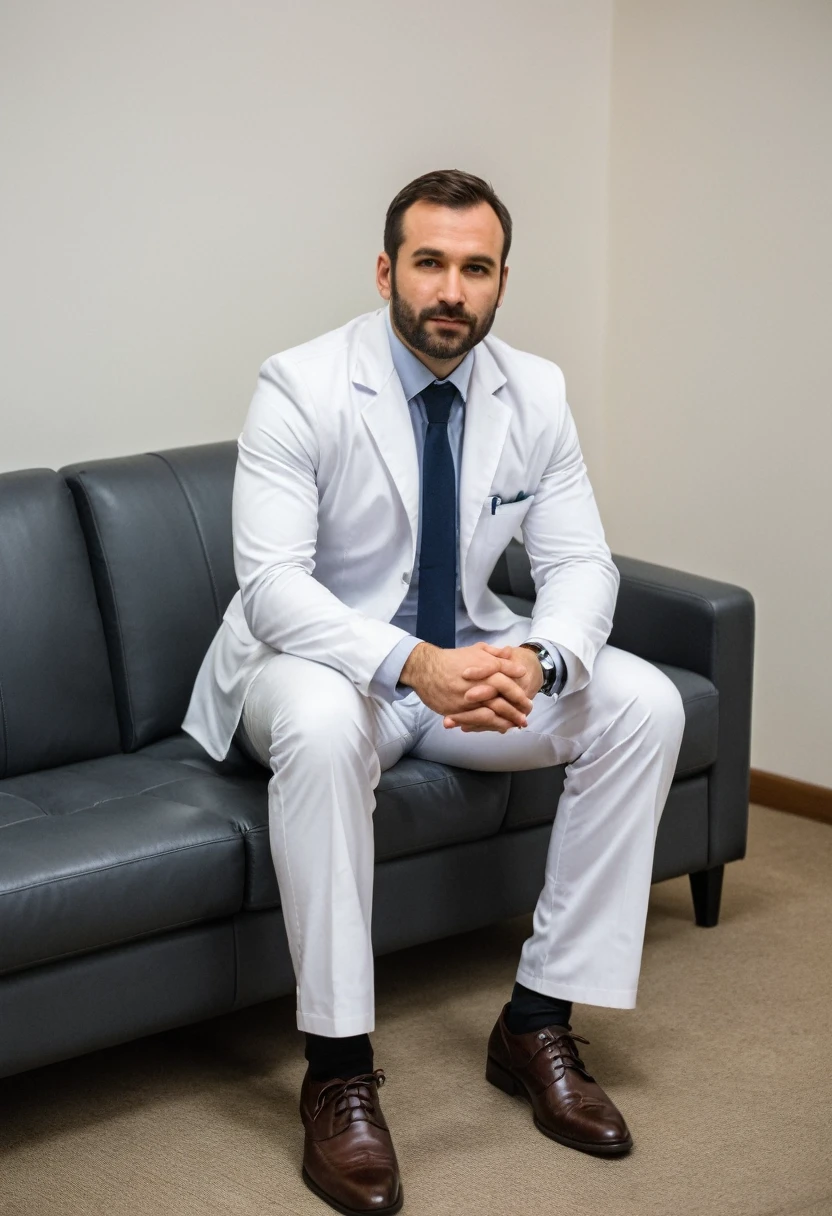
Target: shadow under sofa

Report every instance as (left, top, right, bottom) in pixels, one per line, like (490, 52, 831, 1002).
(0, 441, 754, 1080)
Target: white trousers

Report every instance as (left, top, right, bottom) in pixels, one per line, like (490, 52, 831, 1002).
(240, 622, 685, 1037)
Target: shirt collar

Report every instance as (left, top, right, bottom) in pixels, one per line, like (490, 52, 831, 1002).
(385, 305, 474, 404)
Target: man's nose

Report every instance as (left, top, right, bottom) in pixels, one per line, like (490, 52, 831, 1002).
(437, 268, 464, 306)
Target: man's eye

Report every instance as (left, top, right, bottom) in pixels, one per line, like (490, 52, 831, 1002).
(467, 265, 487, 274)
(418, 258, 438, 267)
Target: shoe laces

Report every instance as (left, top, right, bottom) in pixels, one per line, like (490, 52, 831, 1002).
(314, 1069, 386, 1122)
(535, 1030, 595, 1082)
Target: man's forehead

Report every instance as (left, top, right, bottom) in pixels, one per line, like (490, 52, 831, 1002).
(400, 200, 503, 253)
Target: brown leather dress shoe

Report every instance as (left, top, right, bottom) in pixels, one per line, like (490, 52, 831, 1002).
(300, 1068, 403, 1215)
(486, 1004, 633, 1156)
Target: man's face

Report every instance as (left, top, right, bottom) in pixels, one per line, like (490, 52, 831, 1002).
(377, 200, 508, 365)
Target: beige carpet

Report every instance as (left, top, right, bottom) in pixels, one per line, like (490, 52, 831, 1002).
(2, 805, 831, 1216)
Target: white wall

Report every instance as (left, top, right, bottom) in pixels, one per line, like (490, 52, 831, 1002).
(603, 0, 832, 785)
(4, 1, 827, 787)
(0, 0, 612, 480)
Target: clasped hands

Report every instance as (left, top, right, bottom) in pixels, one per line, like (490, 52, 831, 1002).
(399, 641, 544, 733)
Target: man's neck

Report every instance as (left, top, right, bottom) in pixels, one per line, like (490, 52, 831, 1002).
(389, 317, 466, 381)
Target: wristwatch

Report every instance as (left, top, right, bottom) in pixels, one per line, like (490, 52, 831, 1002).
(520, 642, 559, 697)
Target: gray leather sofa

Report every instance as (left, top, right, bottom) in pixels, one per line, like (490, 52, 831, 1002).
(0, 442, 754, 1080)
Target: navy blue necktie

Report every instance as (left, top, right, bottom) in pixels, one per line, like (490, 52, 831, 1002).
(416, 381, 457, 649)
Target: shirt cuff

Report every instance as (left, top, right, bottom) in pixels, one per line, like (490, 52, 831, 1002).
(522, 637, 567, 697)
(369, 635, 422, 702)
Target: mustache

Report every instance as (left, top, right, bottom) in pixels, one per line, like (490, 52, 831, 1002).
(420, 306, 474, 324)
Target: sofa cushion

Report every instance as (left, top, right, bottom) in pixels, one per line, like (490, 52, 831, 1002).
(0, 794, 47, 830)
(501, 661, 718, 831)
(0, 749, 252, 817)
(0, 470, 121, 778)
(62, 443, 238, 752)
(0, 735, 512, 947)
(140, 736, 512, 911)
(0, 772, 245, 976)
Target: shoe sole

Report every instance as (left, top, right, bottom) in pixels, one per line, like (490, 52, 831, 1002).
(485, 1055, 634, 1158)
(302, 1167, 404, 1215)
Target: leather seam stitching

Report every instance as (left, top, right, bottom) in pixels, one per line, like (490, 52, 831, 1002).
(151, 453, 222, 624)
(0, 813, 48, 830)
(92, 774, 229, 804)
(0, 834, 240, 898)
(70, 475, 138, 749)
(0, 671, 8, 778)
(378, 774, 468, 793)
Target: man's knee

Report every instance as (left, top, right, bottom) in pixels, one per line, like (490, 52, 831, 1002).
(629, 657, 686, 749)
(592, 648, 686, 748)
(246, 652, 374, 754)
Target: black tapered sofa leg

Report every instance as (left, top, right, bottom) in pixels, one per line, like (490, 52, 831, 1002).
(689, 865, 725, 927)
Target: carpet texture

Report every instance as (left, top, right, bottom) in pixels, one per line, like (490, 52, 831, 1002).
(1, 805, 831, 1216)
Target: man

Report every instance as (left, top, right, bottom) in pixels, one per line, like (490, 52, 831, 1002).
(184, 169, 685, 1216)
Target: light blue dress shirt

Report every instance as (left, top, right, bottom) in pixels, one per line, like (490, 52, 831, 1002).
(369, 308, 565, 702)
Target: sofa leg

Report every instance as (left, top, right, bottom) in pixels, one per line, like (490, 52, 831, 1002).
(689, 865, 724, 927)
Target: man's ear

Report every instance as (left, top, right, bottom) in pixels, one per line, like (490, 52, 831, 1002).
(496, 264, 509, 308)
(376, 252, 393, 301)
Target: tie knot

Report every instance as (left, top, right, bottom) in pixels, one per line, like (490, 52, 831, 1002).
(421, 381, 456, 425)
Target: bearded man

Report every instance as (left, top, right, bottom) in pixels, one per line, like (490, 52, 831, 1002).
(184, 169, 685, 1216)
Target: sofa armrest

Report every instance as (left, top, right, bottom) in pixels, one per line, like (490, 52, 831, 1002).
(489, 541, 755, 867)
(611, 552, 755, 867)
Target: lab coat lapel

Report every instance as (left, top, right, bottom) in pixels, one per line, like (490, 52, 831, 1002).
(353, 312, 420, 552)
(459, 341, 510, 576)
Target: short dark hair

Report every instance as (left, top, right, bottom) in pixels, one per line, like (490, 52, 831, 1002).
(384, 169, 512, 270)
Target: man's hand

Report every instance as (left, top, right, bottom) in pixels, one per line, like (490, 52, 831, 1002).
(446, 643, 544, 733)
(400, 642, 534, 733)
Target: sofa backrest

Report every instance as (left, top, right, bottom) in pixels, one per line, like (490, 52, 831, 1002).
(62, 443, 238, 751)
(0, 470, 121, 777)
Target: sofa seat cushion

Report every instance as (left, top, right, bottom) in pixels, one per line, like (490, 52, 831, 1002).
(0, 755, 247, 976)
(139, 736, 511, 911)
(0, 793, 48, 830)
(501, 661, 718, 832)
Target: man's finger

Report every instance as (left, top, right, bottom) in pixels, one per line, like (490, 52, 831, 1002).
(462, 658, 526, 680)
(444, 707, 515, 731)
(486, 694, 528, 726)
(462, 682, 500, 703)
(460, 661, 501, 681)
(464, 675, 533, 714)
(497, 657, 528, 678)
(479, 644, 516, 660)
(445, 710, 510, 729)
(451, 697, 527, 728)
(462, 686, 530, 721)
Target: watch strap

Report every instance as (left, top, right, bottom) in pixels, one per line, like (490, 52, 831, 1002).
(520, 641, 559, 696)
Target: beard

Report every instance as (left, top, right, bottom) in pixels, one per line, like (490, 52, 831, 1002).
(389, 272, 499, 361)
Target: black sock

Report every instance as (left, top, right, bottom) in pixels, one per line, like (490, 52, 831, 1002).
(506, 982, 572, 1035)
(304, 1033, 374, 1082)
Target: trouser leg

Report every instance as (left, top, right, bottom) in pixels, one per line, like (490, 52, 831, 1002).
(409, 643, 686, 1009)
(240, 653, 409, 1036)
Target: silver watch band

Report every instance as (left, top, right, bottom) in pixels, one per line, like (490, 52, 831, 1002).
(520, 642, 558, 696)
